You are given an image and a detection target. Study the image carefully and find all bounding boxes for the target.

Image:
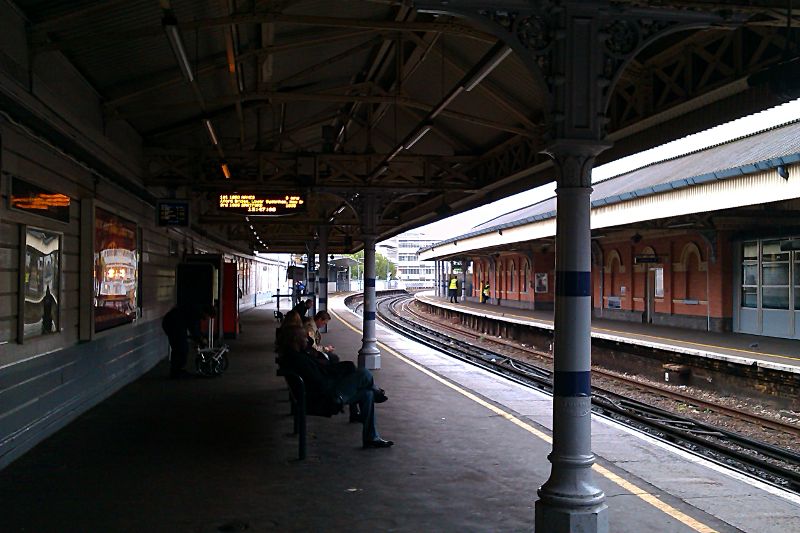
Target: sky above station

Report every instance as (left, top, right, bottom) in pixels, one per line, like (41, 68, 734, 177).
(415, 97, 800, 242)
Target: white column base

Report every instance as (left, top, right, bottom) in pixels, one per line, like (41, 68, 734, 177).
(535, 501, 608, 533)
(358, 345, 381, 370)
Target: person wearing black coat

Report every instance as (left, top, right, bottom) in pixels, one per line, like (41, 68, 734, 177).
(162, 304, 215, 378)
(292, 298, 314, 319)
(278, 326, 393, 448)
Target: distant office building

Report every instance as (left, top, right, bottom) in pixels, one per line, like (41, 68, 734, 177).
(379, 231, 439, 289)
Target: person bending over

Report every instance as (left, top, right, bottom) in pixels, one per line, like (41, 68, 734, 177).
(292, 298, 314, 319)
(279, 326, 393, 449)
(162, 304, 215, 378)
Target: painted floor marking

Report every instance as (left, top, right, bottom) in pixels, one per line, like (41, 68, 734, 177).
(329, 306, 720, 533)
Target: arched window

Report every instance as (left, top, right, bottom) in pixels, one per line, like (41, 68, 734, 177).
(605, 250, 624, 297)
(523, 260, 530, 293)
(510, 262, 516, 292)
(679, 242, 705, 301)
(498, 259, 504, 293)
(603, 250, 624, 309)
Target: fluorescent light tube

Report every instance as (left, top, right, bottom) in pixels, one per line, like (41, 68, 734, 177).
(386, 146, 403, 161)
(164, 23, 194, 82)
(404, 125, 432, 149)
(430, 88, 463, 119)
(464, 46, 512, 92)
(203, 119, 219, 145)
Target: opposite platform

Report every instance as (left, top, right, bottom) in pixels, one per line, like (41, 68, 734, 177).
(416, 292, 800, 373)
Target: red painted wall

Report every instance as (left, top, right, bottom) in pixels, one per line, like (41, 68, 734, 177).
(459, 230, 733, 324)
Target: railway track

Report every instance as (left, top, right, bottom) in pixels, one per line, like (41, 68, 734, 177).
(399, 296, 800, 438)
(350, 292, 800, 495)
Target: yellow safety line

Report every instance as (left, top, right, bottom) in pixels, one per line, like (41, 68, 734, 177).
(418, 295, 800, 363)
(329, 306, 719, 533)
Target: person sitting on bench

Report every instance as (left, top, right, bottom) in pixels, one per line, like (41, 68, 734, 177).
(279, 326, 394, 449)
(276, 311, 303, 351)
(305, 310, 337, 362)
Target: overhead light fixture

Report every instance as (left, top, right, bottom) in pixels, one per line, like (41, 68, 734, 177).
(249, 224, 254, 230)
(464, 45, 512, 92)
(430, 89, 463, 119)
(335, 206, 345, 215)
(203, 119, 219, 146)
(162, 15, 194, 83)
(221, 163, 231, 179)
(667, 222, 694, 229)
(404, 125, 432, 149)
(386, 146, 403, 162)
(377, 165, 389, 175)
(777, 165, 789, 180)
(328, 216, 335, 223)
(236, 69, 245, 92)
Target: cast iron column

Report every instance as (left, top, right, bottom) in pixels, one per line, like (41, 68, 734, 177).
(306, 241, 317, 318)
(535, 141, 609, 532)
(358, 195, 380, 369)
(438, 260, 444, 297)
(318, 228, 329, 331)
(462, 256, 468, 301)
(434, 260, 439, 296)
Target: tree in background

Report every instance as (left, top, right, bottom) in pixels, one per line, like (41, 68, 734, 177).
(348, 251, 397, 280)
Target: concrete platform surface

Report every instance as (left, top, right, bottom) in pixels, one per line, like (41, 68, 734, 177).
(0, 295, 798, 532)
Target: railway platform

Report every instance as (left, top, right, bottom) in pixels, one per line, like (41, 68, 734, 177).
(416, 293, 800, 373)
(1, 296, 798, 532)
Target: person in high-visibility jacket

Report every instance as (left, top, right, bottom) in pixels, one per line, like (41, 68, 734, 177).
(448, 275, 459, 303)
(481, 282, 490, 304)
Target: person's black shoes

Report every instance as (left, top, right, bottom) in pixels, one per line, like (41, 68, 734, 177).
(363, 438, 394, 449)
(373, 388, 388, 403)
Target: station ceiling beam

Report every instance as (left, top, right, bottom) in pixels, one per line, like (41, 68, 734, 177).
(31, 15, 493, 52)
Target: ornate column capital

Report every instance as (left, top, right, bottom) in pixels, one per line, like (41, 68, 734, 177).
(544, 138, 611, 188)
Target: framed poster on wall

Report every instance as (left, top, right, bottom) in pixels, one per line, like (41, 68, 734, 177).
(18, 226, 62, 342)
(534, 272, 548, 293)
(94, 207, 140, 333)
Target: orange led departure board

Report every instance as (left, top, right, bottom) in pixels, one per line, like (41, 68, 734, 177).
(218, 194, 304, 215)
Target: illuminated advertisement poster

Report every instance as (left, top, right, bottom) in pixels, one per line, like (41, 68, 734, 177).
(22, 228, 61, 339)
(11, 178, 71, 223)
(94, 208, 139, 332)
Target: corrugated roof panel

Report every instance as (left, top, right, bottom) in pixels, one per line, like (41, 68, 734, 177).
(592, 120, 800, 199)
